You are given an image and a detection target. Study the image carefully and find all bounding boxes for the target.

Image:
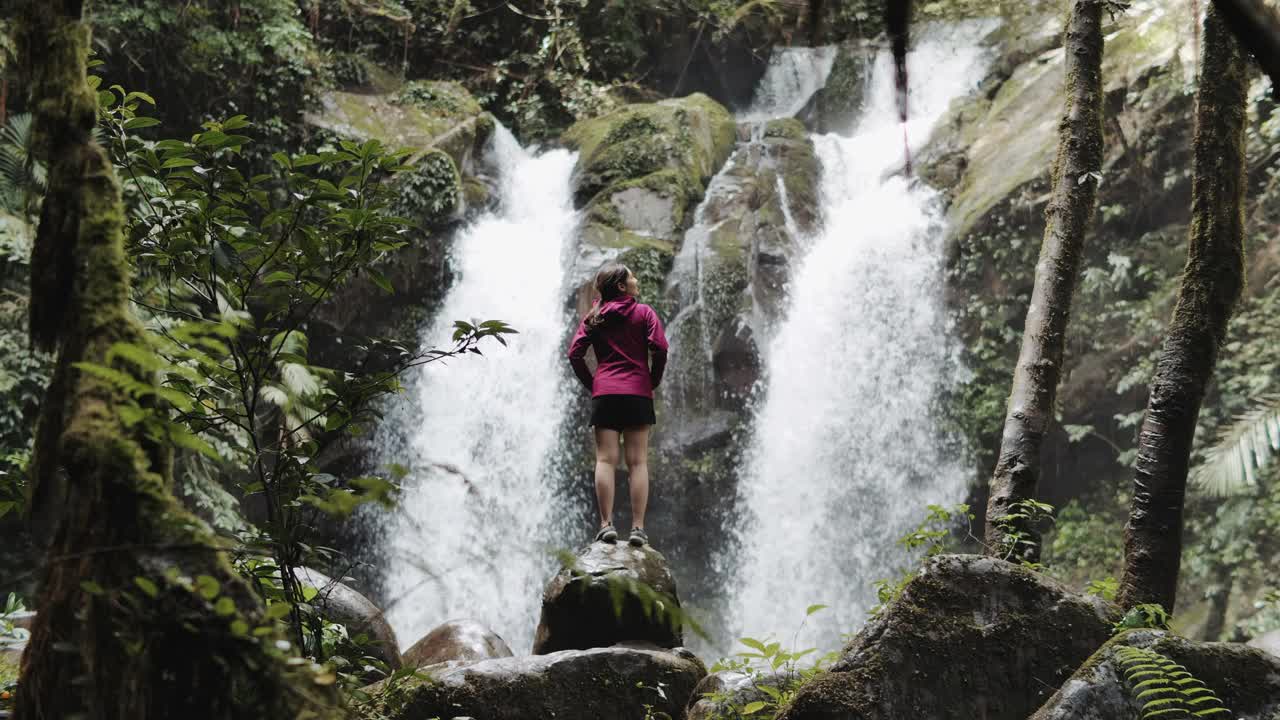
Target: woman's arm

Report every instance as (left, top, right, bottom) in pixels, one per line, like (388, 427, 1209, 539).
(645, 307, 669, 389)
(566, 321, 594, 391)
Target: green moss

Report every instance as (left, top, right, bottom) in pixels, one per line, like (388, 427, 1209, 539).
(617, 245, 675, 316)
(394, 79, 483, 118)
(0, 654, 17, 685)
(764, 118, 807, 142)
(395, 149, 461, 228)
(564, 93, 735, 213)
(461, 177, 489, 211)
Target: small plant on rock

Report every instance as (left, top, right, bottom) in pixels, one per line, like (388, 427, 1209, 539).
(706, 605, 840, 718)
(1114, 644, 1230, 719)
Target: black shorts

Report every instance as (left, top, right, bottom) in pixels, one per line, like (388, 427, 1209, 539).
(590, 394, 656, 432)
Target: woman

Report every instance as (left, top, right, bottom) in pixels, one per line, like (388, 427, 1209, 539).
(567, 264, 668, 547)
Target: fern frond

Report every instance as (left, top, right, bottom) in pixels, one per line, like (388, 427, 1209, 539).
(1192, 395, 1280, 497)
(1114, 645, 1231, 720)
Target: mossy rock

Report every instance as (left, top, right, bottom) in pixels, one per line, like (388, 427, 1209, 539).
(777, 555, 1118, 720)
(564, 93, 736, 239)
(304, 84, 494, 176)
(361, 645, 706, 720)
(797, 42, 871, 134)
(923, 7, 1188, 243)
(1030, 630, 1280, 720)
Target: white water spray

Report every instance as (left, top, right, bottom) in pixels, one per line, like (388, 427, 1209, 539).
(743, 46, 838, 121)
(376, 127, 579, 652)
(729, 31, 990, 649)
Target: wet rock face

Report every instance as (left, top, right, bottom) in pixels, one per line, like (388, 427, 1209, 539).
(778, 554, 1118, 720)
(532, 541, 683, 655)
(402, 619, 514, 669)
(293, 567, 402, 670)
(562, 94, 737, 315)
(798, 43, 873, 135)
(365, 645, 706, 720)
(1032, 630, 1280, 720)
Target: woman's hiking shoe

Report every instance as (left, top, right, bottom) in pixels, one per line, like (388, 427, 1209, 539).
(628, 527, 648, 547)
(595, 524, 618, 543)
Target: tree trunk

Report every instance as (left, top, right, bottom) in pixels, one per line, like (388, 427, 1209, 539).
(983, 0, 1105, 558)
(15, 2, 339, 717)
(1117, 4, 1248, 612)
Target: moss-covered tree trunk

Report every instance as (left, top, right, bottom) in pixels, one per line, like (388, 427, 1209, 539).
(1117, 4, 1248, 612)
(1211, 0, 1280, 92)
(15, 2, 338, 717)
(983, 0, 1105, 558)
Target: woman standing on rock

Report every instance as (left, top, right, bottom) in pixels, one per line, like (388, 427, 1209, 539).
(567, 263, 668, 547)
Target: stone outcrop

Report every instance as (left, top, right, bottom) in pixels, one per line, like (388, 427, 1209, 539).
(562, 93, 736, 316)
(797, 43, 872, 134)
(777, 554, 1117, 720)
(532, 541, 683, 655)
(362, 644, 706, 720)
(1031, 630, 1280, 720)
(293, 567, 402, 670)
(402, 619, 513, 669)
(305, 80, 497, 375)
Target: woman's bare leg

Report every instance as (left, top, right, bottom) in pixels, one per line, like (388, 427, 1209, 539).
(594, 428, 621, 527)
(623, 426, 650, 529)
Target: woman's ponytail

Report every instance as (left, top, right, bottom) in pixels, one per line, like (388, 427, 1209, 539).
(585, 264, 631, 329)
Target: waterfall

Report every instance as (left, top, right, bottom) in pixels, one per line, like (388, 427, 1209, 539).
(374, 126, 579, 652)
(728, 31, 990, 650)
(742, 46, 838, 121)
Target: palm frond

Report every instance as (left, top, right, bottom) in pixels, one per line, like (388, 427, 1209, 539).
(1192, 395, 1280, 496)
(0, 113, 44, 215)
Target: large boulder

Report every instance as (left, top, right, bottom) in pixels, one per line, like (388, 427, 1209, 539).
(777, 554, 1117, 720)
(1031, 630, 1280, 720)
(532, 541, 683, 655)
(305, 80, 494, 180)
(402, 619, 513, 670)
(362, 644, 707, 720)
(293, 567, 402, 670)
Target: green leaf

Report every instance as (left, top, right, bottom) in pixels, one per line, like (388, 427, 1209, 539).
(265, 602, 294, 620)
(742, 701, 768, 715)
(214, 596, 236, 617)
(368, 268, 394, 294)
(123, 116, 161, 130)
(161, 157, 198, 169)
(194, 574, 220, 601)
(806, 603, 828, 616)
(134, 576, 159, 598)
(80, 580, 105, 596)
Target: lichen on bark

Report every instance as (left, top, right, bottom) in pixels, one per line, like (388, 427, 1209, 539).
(1118, 3, 1248, 612)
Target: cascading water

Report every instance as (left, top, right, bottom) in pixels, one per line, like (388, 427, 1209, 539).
(653, 48, 839, 654)
(374, 127, 579, 651)
(728, 31, 990, 649)
(741, 46, 838, 121)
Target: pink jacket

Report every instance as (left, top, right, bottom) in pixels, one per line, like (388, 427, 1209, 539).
(567, 294, 668, 398)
